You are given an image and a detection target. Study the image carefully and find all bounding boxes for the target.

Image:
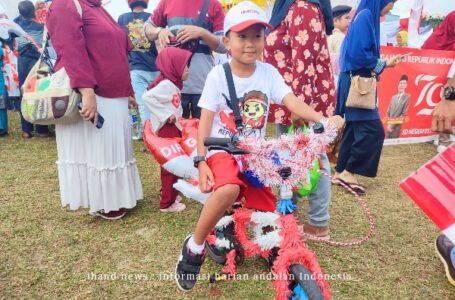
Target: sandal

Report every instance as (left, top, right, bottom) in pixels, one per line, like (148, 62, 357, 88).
(335, 178, 366, 195)
(22, 132, 33, 139)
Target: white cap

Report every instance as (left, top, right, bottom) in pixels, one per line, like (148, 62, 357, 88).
(223, 1, 272, 36)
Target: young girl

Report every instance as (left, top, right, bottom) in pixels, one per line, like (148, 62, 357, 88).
(143, 47, 192, 212)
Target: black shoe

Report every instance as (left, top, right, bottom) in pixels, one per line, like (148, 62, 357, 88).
(175, 235, 206, 291)
(435, 234, 455, 286)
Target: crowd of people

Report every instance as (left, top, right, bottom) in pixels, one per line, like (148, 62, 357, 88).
(0, 0, 454, 292)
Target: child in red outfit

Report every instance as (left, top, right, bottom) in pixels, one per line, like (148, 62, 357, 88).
(143, 47, 192, 212)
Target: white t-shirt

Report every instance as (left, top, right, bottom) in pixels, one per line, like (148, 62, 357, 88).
(198, 61, 292, 150)
(142, 79, 183, 133)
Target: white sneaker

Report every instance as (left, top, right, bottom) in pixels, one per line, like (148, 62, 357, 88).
(160, 202, 186, 212)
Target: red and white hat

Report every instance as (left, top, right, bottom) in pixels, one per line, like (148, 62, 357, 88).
(223, 1, 272, 35)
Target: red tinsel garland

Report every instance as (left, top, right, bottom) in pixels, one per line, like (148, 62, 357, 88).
(273, 214, 331, 300)
(207, 208, 331, 300)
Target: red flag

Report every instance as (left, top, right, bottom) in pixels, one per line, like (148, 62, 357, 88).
(400, 144, 455, 243)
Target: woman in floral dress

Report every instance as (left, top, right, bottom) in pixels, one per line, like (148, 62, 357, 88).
(263, 0, 336, 238)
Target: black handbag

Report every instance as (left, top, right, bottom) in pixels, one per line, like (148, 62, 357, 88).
(168, 0, 210, 53)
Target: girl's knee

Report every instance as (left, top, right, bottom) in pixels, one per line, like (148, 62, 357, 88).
(216, 184, 240, 200)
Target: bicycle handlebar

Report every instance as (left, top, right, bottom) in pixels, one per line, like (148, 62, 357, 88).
(204, 137, 232, 147)
(203, 123, 325, 155)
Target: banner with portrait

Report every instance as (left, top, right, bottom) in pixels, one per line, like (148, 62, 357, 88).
(378, 46, 455, 145)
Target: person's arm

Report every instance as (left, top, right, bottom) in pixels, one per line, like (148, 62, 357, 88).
(175, 26, 221, 50)
(318, 0, 334, 35)
(143, 82, 177, 123)
(343, 11, 401, 75)
(144, 1, 174, 46)
(283, 93, 345, 129)
(432, 76, 455, 133)
(400, 95, 410, 117)
(175, 1, 226, 52)
(47, 0, 98, 123)
(386, 97, 394, 118)
(197, 108, 215, 192)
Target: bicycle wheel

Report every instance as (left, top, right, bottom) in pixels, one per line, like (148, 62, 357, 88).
(205, 240, 228, 264)
(288, 264, 323, 300)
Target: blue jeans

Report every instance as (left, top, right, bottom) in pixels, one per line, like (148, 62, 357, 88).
(277, 124, 331, 227)
(130, 69, 159, 136)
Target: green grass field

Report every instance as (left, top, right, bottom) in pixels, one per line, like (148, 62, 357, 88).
(1, 111, 454, 299)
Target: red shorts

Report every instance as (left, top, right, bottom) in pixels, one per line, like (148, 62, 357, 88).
(207, 152, 276, 212)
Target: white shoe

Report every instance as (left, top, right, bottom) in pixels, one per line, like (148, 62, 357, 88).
(160, 202, 186, 212)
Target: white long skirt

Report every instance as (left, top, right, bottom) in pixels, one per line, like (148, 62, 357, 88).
(55, 96, 143, 213)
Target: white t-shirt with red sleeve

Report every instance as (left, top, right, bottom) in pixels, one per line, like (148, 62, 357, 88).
(198, 61, 292, 156)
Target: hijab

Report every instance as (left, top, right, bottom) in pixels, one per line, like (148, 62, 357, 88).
(339, 0, 396, 72)
(421, 11, 455, 51)
(148, 47, 192, 90)
(269, 0, 334, 35)
(396, 30, 408, 47)
(352, 0, 396, 54)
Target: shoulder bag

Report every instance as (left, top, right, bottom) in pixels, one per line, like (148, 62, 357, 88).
(21, 0, 83, 125)
(345, 74, 377, 110)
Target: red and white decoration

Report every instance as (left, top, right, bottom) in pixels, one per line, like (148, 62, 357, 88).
(400, 144, 455, 243)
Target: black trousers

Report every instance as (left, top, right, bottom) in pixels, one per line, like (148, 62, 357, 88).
(335, 119, 385, 177)
(181, 93, 201, 119)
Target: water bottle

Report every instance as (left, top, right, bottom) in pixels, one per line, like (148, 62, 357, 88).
(130, 108, 140, 140)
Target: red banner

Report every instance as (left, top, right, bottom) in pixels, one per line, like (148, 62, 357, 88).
(378, 46, 455, 144)
(267, 47, 455, 145)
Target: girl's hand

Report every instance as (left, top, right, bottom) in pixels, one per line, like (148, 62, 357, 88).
(167, 115, 177, 124)
(386, 55, 402, 68)
(79, 88, 98, 124)
(128, 96, 138, 109)
(198, 162, 214, 193)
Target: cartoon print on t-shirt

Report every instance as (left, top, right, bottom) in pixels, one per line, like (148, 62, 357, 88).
(241, 91, 267, 130)
(218, 91, 268, 138)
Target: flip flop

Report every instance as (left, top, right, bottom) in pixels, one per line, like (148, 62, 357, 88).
(335, 178, 366, 195)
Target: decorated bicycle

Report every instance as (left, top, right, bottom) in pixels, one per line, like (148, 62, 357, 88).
(143, 113, 376, 300)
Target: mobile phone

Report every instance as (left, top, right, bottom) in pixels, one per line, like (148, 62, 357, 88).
(77, 101, 104, 129)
